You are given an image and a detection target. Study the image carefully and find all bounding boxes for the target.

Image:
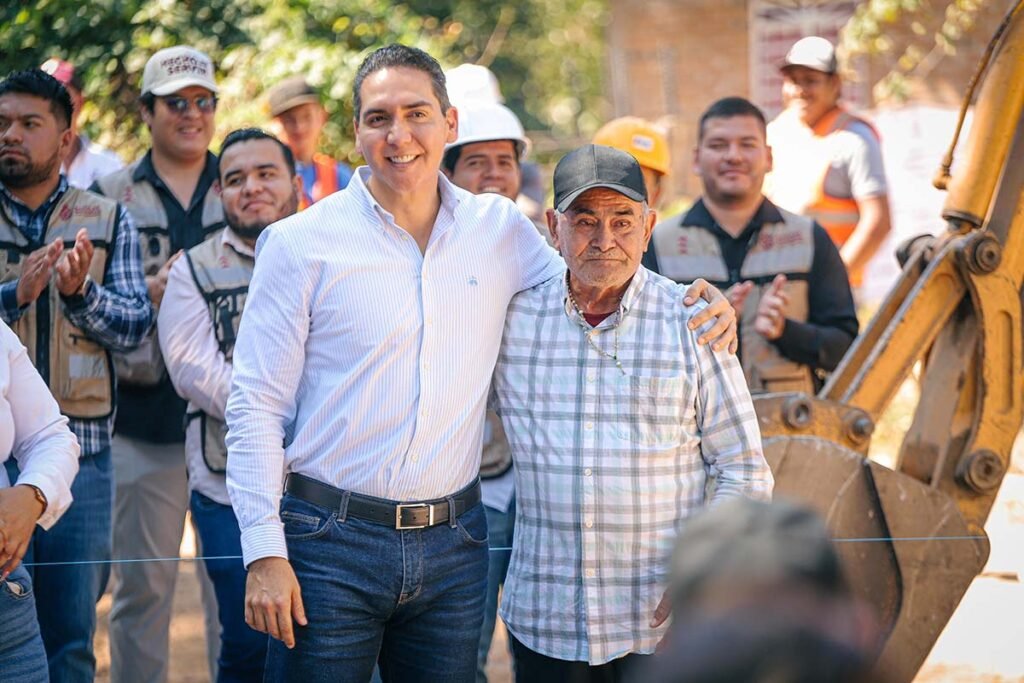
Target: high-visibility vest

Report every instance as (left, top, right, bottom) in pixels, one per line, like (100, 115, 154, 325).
(298, 153, 340, 210)
(0, 187, 119, 417)
(182, 229, 253, 473)
(95, 160, 224, 385)
(652, 205, 817, 394)
(767, 106, 879, 287)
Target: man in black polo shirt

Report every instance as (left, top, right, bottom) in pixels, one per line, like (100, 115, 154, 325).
(92, 45, 224, 682)
(645, 97, 857, 394)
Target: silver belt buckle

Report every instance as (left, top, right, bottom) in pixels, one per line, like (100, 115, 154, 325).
(395, 503, 433, 530)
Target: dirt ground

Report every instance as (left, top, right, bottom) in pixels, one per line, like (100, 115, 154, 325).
(92, 438, 1024, 682)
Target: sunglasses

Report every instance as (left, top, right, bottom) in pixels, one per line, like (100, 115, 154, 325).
(159, 95, 218, 115)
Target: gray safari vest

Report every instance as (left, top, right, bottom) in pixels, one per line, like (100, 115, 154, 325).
(95, 160, 224, 386)
(652, 206, 816, 394)
(0, 187, 119, 418)
(184, 230, 251, 473)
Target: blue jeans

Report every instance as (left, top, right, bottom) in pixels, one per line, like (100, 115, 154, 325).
(7, 447, 112, 683)
(0, 564, 48, 681)
(190, 491, 268, 682)
(265, 489, 490, 682)
(477, 498, 516, 683)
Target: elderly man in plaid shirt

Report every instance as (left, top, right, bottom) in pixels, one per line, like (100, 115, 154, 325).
(491, 144, 774, 682)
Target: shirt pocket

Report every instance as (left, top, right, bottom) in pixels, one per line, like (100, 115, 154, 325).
(614, 374, 692, 448)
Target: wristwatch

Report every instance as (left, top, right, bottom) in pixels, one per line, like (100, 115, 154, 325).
(21, 484, 48, 513)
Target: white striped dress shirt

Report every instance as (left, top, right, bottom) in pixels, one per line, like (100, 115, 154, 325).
(225, 167, 563, 566)
(493, 267, 773, 665)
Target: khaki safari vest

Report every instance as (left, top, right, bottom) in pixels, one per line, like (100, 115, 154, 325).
(96, 161, 224, 385)
(183, 231, 251, 473)
(653, 207, 816, 394)
(0, 188, 118, 418)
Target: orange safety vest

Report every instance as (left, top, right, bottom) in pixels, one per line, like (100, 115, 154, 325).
(298, 153, 340, 210)
(804, 107, 879, 287)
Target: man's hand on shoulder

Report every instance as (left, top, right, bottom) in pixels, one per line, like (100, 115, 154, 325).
(683, 278, 738, 354)
(245, 556, 308, 649)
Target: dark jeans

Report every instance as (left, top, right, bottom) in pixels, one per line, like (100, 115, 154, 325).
(264, 489, 490, 682)
(477, 498, 515, 682)
(510, 633, 650, 683)
(0, 564, 48, 681)
(8, 447, 112, 683)
(190, 490, 268, 682)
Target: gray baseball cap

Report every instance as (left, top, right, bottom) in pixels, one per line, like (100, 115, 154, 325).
(781, 36, 838, 74)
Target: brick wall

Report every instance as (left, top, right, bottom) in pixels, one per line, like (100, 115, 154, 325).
(606, 0, 1018, 204)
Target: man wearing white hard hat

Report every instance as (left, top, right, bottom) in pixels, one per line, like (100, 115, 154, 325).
(765, 36, 891, 292)
(93, 45, 225, 683)
(441, 98, 530, 681)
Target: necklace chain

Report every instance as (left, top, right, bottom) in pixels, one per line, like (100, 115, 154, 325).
(566, 279, 626, 375)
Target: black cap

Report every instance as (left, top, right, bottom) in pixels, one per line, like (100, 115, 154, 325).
(553, 144, 647, 212)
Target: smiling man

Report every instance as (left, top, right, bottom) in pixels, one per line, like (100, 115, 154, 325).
(765, 36, 891, 291)
(225, 45, 737, 681)
(92, 45, 225, 683)
(648, 97, 857, 394)
(266, 76, 352, 208)
(158, 128, 300, 680)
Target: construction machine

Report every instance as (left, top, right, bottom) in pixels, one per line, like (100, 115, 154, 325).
(754, 2, 1024, 680)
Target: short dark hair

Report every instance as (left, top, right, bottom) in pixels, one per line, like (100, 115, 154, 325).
(139, 92, 156, 114)
(0, 69, 73, 129)
(218, 128, 296, 178)
(698, 97, 767, 142)
(352, 44, 450, 119)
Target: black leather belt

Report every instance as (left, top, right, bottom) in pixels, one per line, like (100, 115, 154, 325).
(284, 473, 481, 530)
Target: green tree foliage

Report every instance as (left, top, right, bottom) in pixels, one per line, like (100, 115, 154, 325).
(0, 0, 608, 163)
(840, 0, 1001, 102)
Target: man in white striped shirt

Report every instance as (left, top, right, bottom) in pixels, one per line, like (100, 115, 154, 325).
(491, 145, 773, 681)
(226, 45, 738, 682)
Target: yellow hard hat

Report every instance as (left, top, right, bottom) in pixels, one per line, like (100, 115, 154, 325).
(593, 117, 670, 176)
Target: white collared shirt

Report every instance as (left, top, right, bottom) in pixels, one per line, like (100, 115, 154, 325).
(0, 322, 80, 529)
(159, 228, 254, 505)
(225, 167, 563, 566)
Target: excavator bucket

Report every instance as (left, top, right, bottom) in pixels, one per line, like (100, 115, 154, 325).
(757, 417, 988, 682)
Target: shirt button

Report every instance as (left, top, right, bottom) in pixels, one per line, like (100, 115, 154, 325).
(584, 468, 592, 476)
(587, 373, 596, 383)
(585, 568, 596, 578)
(585, 519, 594, 529)
(585, 422, 593, 431)
(411, 455, 419, 463)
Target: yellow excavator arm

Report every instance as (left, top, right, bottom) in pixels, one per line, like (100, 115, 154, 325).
(755, 2, 1024, 679)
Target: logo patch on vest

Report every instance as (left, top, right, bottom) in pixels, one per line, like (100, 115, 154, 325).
(74, 205, 101, 218)
(219, 255, 230, 268)
(677, 236, 688, 254)
(757, 230, 805, 251)
(59, 204, 73, 221)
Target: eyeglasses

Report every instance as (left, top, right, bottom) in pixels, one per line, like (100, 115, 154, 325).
(159, 95, 218, 115)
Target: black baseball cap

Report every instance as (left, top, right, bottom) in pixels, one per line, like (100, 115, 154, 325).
(553, 144, 647, 212)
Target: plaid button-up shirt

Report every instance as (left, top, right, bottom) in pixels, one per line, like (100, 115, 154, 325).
(492, 267, 773, 665)
(0, 177, 152, 456)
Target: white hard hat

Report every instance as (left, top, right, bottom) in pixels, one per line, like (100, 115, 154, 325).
(445, 64, 503, 106)
(448, 101, 531, 159)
